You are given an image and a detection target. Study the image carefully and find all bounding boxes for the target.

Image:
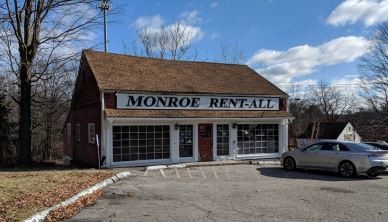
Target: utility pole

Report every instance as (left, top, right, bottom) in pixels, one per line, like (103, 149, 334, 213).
(98, 0, 111, 52)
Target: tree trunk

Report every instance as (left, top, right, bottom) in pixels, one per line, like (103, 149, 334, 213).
(17, 63, 32, 164)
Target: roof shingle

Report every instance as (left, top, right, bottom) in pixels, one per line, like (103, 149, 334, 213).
(83, 50, 288, 96)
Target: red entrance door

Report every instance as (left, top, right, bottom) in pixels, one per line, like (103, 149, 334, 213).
(198, 124, 213, 161)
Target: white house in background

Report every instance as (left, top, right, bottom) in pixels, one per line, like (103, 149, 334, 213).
(296, 122, 361, 148)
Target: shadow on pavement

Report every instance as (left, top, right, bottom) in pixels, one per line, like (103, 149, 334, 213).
(256, 167, 382, 181)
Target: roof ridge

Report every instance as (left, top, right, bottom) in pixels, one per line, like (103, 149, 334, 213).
(83, 49, 249, 67)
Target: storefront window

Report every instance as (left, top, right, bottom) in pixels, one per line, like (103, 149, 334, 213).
(237, 124, 279, 154)
(179, 125, 193, 158)
(216, 124, 229, 156)
(112, 125, 170, 162)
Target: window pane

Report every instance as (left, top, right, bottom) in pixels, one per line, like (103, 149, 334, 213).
(112, 125, 170, 162)
(216, 124, 229, 156)
(179, 125, 193, 158)
(236, 124, 279, 155)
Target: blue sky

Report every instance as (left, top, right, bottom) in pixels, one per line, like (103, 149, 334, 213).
(95, 0, 388, 92)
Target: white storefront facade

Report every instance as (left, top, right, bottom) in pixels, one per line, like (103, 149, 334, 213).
(102, 93, 292, 168)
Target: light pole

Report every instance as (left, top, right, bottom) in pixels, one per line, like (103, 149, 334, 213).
(98, 0, 111, 52)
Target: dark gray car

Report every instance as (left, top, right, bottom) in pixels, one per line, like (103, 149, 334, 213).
(281, 141, 388, 177)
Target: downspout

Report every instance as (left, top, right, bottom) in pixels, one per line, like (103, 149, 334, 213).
(100, 91, 107, 168)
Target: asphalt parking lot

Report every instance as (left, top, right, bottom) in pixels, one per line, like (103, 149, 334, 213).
(68, 164, 388, 222)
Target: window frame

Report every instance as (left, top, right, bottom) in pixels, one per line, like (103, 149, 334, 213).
(112, 124, 171, 162)
(236, 124, 279, 155)
(216, 124, 230, 156)
(179, 125, 194, 158)
(88, 123, 96, 144)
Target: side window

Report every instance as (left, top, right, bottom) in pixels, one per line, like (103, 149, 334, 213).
(321, 143, 336, 151)
(88, 123, 95, 144)
(304, 144, 322, 151)
(324, 143, 349, 151)
(338, 144, 349, 151)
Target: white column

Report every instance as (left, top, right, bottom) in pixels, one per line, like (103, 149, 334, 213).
(230, 124, 238, 160)
(171, 124, 179, 162)
(194, 123, 199, 162)
(279, 119, 289, 155)
(212, 124, 217, 160)
(106, 120, 113, 167)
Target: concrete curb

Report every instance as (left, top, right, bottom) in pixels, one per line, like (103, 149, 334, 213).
(249, 160, 280, 165)
(185, 161, 249, 168)
(146, 164, 187, 171)
(24, 172, 132, 222)
(146, 161, 249, 170)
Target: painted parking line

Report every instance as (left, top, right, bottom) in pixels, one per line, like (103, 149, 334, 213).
(187, 168, 194, 178)
(200, 167, 207, 179)
(175, 168, 181, 178)
(212, 167, 219, 179)
(225, 167, 231, 180)
(160, 168, 166, 177)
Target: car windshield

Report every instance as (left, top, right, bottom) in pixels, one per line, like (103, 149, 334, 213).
(347, 143, 381, 151)
(366, 143, 388, 150)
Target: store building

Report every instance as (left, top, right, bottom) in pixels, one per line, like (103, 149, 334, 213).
(63, 50, 293, 167)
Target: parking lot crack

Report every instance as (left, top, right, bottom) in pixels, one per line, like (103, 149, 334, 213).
(176, 199, 216, 222)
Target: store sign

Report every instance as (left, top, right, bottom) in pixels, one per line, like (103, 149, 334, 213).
(117, 93, 279, 111)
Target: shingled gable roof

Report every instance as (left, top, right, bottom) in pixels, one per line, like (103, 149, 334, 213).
(298, 122, 350, 139)
(83, 50, 288, 96)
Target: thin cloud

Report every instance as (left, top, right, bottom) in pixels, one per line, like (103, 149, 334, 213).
(133, 15, 164, 30)
(327, 0, 388, 27)
(247, 36, 370, 85)
(132, 13, 204, 43)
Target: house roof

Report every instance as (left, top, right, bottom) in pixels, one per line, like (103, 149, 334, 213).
(105, 109, 293, 119)
(298, 122, 349, 139)
(83, 50, 288, 96)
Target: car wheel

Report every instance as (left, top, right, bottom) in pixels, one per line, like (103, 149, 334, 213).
(338, 161, 356, 177)
(283, 157, 296, 171)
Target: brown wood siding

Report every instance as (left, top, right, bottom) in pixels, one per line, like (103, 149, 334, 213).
(104, 93, 116, 109)
(63, 55, 101, 167)
(279, 98, 287, 111)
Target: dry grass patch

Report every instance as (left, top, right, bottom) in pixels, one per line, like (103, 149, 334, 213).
(0, 170, 113, 222)
(45, 189, 104, 222)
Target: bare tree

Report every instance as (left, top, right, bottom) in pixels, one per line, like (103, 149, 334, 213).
(219, 41, 246, 64)
(122, 40, 143, 57)
(31, 60, 75, 161)
(360, 22, 388, 116)
(135, 22, 197, 60)
(308, 82, 354, 122)
(0, 0, 100, 164)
